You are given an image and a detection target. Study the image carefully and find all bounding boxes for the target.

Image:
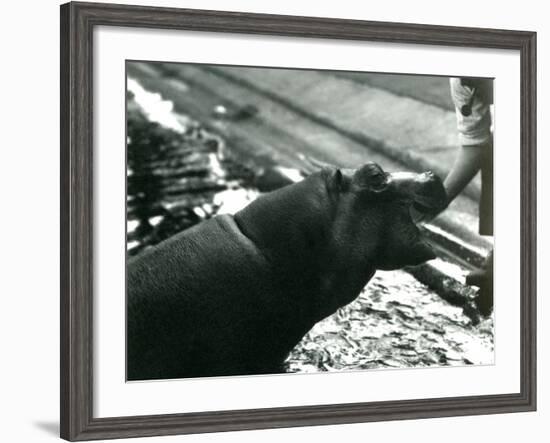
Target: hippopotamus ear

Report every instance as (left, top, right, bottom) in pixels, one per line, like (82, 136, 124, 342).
(333, 168, 344, 189)
(354, 162, 389, 192)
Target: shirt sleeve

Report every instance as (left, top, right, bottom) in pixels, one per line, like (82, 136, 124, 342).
(449, 78, 492, 146)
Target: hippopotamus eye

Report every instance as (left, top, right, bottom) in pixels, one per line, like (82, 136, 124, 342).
(369, 177, 389, 193)
(354, 162, 389, 192)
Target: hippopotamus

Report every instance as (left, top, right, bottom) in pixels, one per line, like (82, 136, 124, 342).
(127, 162, 446, 381)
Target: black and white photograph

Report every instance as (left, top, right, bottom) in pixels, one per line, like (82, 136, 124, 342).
(125, 61, 495, 381)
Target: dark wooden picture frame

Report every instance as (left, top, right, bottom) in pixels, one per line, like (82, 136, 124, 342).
(60, 1, 537, 441)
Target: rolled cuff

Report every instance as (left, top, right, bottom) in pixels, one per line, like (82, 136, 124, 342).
(450, 78, 492, 146)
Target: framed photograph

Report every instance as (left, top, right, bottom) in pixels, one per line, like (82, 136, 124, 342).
(60, 1, 536, 441)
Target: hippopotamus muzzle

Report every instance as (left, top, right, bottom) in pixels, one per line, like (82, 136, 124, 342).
(386, 170, 448, 214)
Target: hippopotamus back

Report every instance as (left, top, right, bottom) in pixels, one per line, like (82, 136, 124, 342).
(128, 214, 321, 380)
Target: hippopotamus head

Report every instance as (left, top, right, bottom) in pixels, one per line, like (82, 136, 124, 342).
(324, 162, 447, 270)
(316, 162, 446, 314)
(235, 161, 446, 318)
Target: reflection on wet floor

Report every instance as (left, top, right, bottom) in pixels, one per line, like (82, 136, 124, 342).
(126, 88, 256, 256)
(127, 77, 494, 373)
